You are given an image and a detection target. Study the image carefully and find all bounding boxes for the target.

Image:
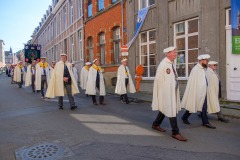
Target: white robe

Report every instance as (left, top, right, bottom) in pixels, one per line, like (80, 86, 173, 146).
(35, 63, 50, 91)
(72, 67, 78, 84)
(115, 65, 136, 95)
(206, 68, 221, 114)
(80, 66, 89, 90)
(25, 65, 33, 87)
(45, 61, 80, 98)
(49, 66, 54, 79)
(85, 66, 106, 96)
(181, 63, 207, 113)
(151, 57, 181, 117)
(13, 66, 23, 82)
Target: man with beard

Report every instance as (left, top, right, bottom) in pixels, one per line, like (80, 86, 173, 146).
(181, 54, 216, 129)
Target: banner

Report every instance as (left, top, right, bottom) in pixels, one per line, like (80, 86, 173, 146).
(126, 7, 149, 48)
(232, 0, 240, 54)
(24, 44, 41, 63)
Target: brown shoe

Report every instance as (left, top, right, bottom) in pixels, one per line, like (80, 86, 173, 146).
(152, 125, 166, 132)
(172, 134, 187, 142)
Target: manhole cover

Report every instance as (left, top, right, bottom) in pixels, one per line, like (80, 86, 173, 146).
(15, 142, 73, 160)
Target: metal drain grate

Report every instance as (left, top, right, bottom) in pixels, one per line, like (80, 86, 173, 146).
(21, 143, 64, 160)
(15, 142, 74, 160)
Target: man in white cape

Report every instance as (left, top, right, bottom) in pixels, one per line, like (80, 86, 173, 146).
(14, 61, 24, 88)
(25, 60, 37, 92)
(72, 62, 78, 84)
(181, 54, 216, 129)
(115, 58, 136, 104)
(80, 62, 91, 90)
(49, 61, 56, 79)
(35, 57, 50, 98)
(46, 53, 79, 110)
(151, 46, 187, 142)
(206, 61, 229, 123)
(85, 58, 106, 105)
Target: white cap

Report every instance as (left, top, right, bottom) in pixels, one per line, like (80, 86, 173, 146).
(85, 62, 91, 65)
(41, 57, 46, 59)
(60, 53, 67, 56)
(163, 46, 176, 53)
(208, 61, 218, 65)
(18, 61, 22, 63)
(197, 54, 210, 60)
(121, 58, 128, 63)
(93, 58, 99, 63)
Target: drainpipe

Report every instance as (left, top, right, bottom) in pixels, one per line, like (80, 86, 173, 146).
(121, 0, 124, 45)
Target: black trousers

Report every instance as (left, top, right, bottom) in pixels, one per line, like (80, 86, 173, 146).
(120, 78, 129, 103)
(18, 74, 23, 88)
(182, 96, 209, 125)
(31, 75, 35, 92)
(91, 86, 104, 103)
(41, 75, 47, 97)
(58, 83, 75, 107)
(153, 111, 179, 135)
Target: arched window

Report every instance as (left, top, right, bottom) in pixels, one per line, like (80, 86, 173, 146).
(88, 37, 93, 62)
(99, 33, 105, 65)
(113, 27, 120, 64)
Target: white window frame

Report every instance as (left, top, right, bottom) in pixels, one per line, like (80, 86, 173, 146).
(100, 32, 106, 65)
(138, 0, 155, 10)
(70, 35, 74, 62)
(77, 0, 83, 18)
(78, 30, 84, 60)
(139, 29, 156, 80)
(113, 27, 121, 64)
(174, 17, 199, 80)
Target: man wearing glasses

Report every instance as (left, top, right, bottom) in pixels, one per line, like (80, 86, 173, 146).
(206, 61, 229, 123)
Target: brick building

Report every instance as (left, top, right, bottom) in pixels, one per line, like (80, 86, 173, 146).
(32, 0, 84, 83)
(84, 0, 127, 89)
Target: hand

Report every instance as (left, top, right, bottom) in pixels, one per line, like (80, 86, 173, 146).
(63, 77, 69, 82)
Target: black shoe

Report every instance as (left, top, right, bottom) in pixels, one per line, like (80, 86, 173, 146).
(218, 118, 229, 123)
(182, 118, 191, 125)
(203, 123, 216, 129)
(126, 101, 131, 104)
(32, 90, 35, 93)
(100, 102, 106, 105)
(93, 102, 98, 105)
(71, 106, 78, 110)
(59, 106, 63, 109)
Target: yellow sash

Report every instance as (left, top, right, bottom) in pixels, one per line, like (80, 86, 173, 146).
(84, 65, 89, 71)
(92, 64, 102, 72)
(39, 62, 48, 68)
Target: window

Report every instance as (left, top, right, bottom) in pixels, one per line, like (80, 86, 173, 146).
(98, 0, 104, 11)
(112, 0, 117, 3)
(174, 18, 199, 78)
(63, 6, 67, 29)
(88, 0, 92, 17)
(88, 37, 93, 62)
(139, 30, 156, 78)
(99, 33, 105, 65)
(77, 0, 83, 18)
(113, 27, 120, 64)
(57, 12, 61, 34)
(69, 0, 74, 24)
(70, 35, 74, 62)
(77, 30, 83, 60)
(139, 0, 155, 9)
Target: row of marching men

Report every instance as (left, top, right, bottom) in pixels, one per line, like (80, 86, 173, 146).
(12, 53, 136, 110)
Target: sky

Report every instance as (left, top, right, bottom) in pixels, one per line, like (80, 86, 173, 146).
(232, 0, 240, 29)
(0, 0, 52, 53)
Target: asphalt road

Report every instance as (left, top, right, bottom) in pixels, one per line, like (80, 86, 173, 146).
(0, 74, 240, 160)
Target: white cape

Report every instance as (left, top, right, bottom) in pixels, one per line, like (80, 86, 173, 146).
(35, 63, 50, 90)
(72, 67, 78, 84)
(80, 66, 89, 90)
(85, 67, 106, 96)
(151, 57, 181, 117)
(181, 63, 207, 113)
(13, 66, 22, 82)
(206, 68, 221, 114)
(45, 61, 80, 98)
(115, 65, 136, 95)
(25, 65, 33, 87)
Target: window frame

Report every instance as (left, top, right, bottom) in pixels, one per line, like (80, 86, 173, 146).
(77, 30, 84, 60)
(88, 0, 93, 17)
(113, 27, 121, 64)
(99, 32, 106, 65)
(174, 17, 199, 80)
(138, 0, 155, 10)
(98, 0, 105, 11)
(139, 29, 156, 80)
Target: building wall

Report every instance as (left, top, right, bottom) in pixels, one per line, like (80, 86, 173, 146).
(32, 0, 85, 83)
(84, 0, 127, 89)
(0, 40, 5, 65)
(127, 0, 230, 98)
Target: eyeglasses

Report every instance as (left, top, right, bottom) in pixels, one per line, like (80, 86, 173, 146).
(214, 65, 218, 66)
